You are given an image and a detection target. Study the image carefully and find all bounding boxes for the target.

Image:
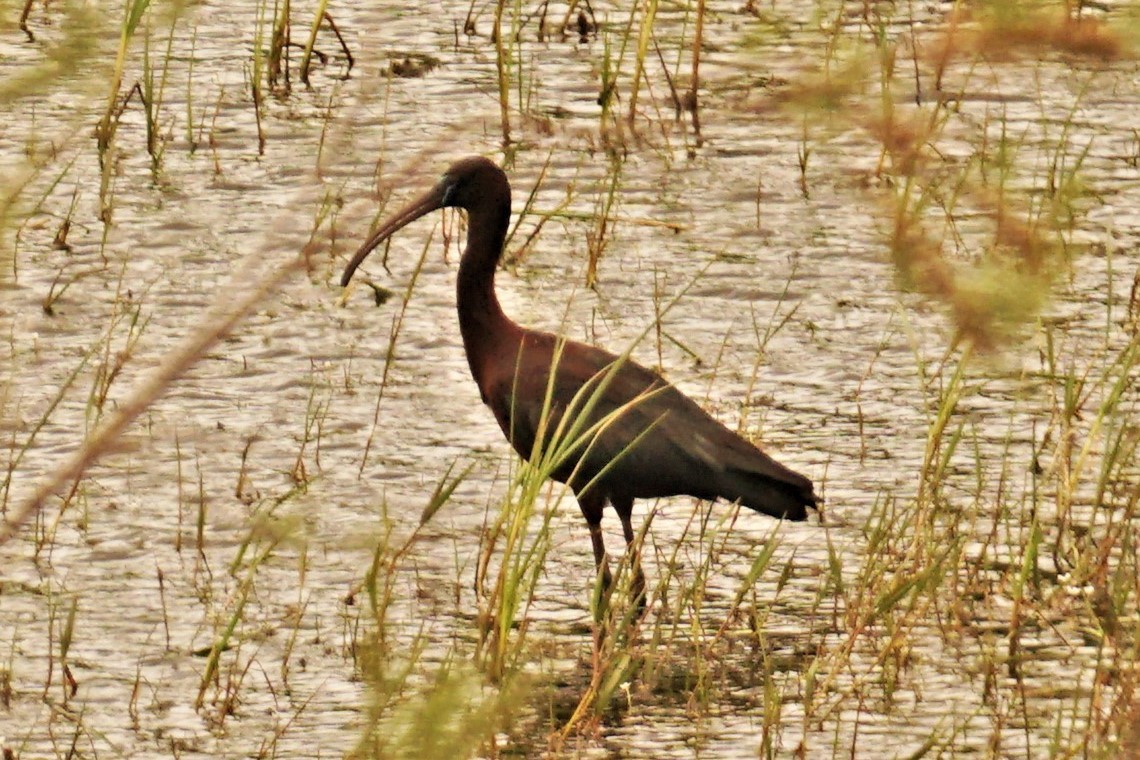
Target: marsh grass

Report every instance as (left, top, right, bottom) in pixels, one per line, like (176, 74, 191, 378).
(196, 493, 307, 712)
(351, 225, 436, 476)
(140, 12, 178, 171)
(299, 1, 327, 85)
(584, 151, 623, 287)
(0, 240, 311, 544)
(183, 23, 200, 153)
(1, 1, 103, 103)
(267, 0, 291, 92)
(760, 0, 1129, 349)
(252, 0, 273, 153)
(484, 0, 707, 152)
(493, 0, 514, 145)
(790, 322, 1140, 753)
(349, 464, 536, 758)
(701, 7, 1137, 748)
(96, 0, 158, 220)
(473, 338, 672, 685)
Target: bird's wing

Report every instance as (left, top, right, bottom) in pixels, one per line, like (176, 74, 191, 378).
(484, 331, 813, 510)
(483, 334, 653, 464)
(488, 336, 711, 474)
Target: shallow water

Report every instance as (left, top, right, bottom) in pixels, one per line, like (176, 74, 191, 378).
(2, 1, 1138, 757)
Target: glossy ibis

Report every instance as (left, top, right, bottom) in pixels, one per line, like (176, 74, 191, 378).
(341, 156, 818, 602)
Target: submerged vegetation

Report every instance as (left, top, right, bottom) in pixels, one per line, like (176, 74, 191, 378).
(1, 0, 1138, 757)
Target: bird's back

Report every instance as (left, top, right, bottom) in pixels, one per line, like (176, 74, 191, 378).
(479, 330, 815, 521)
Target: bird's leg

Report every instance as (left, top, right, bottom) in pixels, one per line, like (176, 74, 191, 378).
(576, 492, 612, 595)
(613, 496, 647, 613)
(588, 520, 613, 589)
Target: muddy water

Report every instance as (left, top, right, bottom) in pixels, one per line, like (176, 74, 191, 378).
(2, 1, 1138, 757)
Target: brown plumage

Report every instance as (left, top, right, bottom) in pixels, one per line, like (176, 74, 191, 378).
(341, 156, 817, 601)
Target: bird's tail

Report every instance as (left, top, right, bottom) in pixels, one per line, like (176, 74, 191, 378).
(717, 465, 817, 521)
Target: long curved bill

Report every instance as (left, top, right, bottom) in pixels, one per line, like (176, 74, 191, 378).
(340, 182, 448, 287)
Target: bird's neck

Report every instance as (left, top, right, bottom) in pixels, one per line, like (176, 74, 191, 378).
(456, 203, 522, 384)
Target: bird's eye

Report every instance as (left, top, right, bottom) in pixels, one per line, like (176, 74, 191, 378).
(440, 178, 459, 206)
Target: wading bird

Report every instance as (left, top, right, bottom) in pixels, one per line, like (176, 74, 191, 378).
(341, 156, 817, 603)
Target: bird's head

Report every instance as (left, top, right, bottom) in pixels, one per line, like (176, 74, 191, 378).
(340, 156, 506, 287)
